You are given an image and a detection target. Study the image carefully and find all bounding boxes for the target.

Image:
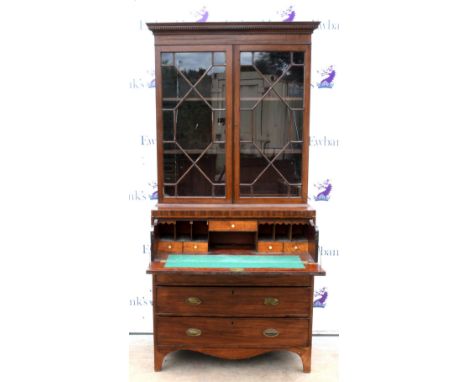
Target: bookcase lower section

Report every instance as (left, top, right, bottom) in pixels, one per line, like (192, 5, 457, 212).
(151, 275, 317, 373)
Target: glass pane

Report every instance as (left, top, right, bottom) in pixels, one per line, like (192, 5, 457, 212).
(292, 52, 304, 64)
(240, 110, 253, 141)
(290, 185, 301, 196)
(164, 185, 175, 196)
(291, 111, 303, 141)
(214, 185, 225, 196)
(161, 66, 191, 100)
(162, 143, 192, 184)
(161, 51, 227, 198)
(240, 185, 252, 196)
(175, 93, 212, 151)
(196, 66, 226, 108)
(252, 167, 289, 196)
(213, 110, 226, 142)
(197, 143, 226, 184)
(239, 142, 269, 184)
(253, 52, 290, 78)
(178, 167, 211, 196)
(161, 53, 173, 65)
(239, 51, 305, 198)
(252, 96, 290, 161)
(240, 52, 252, 66)
(175, 52, 211, 84)
(272, 142, 302, 183)
(163, 110, 174, 141)
(213, 52, 225, 65)
(272, 65, 304, 108)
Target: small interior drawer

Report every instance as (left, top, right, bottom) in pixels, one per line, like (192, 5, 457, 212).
(157, 241, 183, 253)
(257, 241, 283, 252)
(283, 241, 308, 253)
(182, 241, 208, 253)
(209, 220, 258, 232)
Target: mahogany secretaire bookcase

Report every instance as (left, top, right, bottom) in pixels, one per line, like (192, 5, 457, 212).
(146, 21, 325, 373)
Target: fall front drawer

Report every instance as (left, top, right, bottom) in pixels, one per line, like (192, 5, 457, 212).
(156, 317, 309, 347)
(156, 287, 311, 316)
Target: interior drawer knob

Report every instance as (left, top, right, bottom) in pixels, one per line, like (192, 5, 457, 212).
(193, 245, 198, 249)
(231, 223, 235, 228)
(268, 245, 273, 250)
(294, 245, 298, 250)
(168, 245, 172, 249)
(264, 297, 279, 306)
(263, 328, 279, 338)
(186, 328, 202, 337)
(186, 296, 202, 305)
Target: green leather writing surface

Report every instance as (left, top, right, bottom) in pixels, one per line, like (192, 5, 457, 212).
(164, 254, 305, 269)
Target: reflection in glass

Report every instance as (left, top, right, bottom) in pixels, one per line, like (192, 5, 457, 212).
(178, 167, 211, 196)
(163, 110, 174, 141)
(175, 96, 212, 150)
(161, 53, 174, 65)
(175, 52, 211, 84)
(213, 52, 226, 65)
(239, 50, 305, 197)
(160, 51, 226, 197)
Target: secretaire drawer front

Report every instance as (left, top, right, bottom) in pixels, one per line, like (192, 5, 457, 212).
(182, 241, 208, 253)
(157, 317, 309, 347)
(208, 220, 258, 232)
(157, 241, 183, 253)
(258, 241, 283, 253)
(283, 241, 308, 253)
(156, 287, 310, 316)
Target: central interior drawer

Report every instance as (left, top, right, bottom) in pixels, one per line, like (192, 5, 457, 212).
(156, 286, 311, 317)
(156, 317, 309, 347)
(208, 220, 258, 232)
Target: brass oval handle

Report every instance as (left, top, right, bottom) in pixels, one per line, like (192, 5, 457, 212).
(263, 328, 279, 338)
(231, 224, 235, 228)
(186, 296, 202, 305)
(186, 328, 202, 337)
(264, 297, 279, 306)
(268, 245, 273, 250)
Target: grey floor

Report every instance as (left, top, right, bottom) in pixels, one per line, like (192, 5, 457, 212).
(129, 335, 338, 382)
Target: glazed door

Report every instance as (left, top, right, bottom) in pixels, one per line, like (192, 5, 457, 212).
(156, 46, 232, 203)
(234, 46, 310, 203)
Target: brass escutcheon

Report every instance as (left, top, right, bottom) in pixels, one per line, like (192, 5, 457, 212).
(186, 296, 202, 305)
(264, 297, 280, 306)
(186, 328, 202, 337)
(230, 268, 244, 272)
(263, 328, 279, 337)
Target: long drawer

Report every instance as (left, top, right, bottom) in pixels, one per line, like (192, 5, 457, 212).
(156, 317, 309, 347)
(156, 286, 311, 317)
